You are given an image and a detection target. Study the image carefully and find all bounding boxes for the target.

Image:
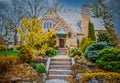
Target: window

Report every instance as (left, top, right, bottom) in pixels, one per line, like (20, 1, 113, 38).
(43, 21, 53, 29)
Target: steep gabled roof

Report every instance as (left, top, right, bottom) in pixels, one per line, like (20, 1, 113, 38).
(40, 8, 105, 34)
(41, 8, 59, 17)
(90, 17, 106, 31)
(57, 10, 81, 33)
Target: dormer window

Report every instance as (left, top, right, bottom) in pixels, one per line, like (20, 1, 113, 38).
(43, 21, 53, 29)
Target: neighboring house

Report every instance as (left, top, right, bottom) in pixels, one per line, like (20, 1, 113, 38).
(40, 5, 105, 48)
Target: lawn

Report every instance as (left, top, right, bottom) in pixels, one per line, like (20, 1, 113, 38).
(0, 50, 20, 56)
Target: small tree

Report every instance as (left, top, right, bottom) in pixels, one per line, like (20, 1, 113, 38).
(17, 17, 54, 54)
(80, 37, 94, 52)
(88, 21, 96, 41)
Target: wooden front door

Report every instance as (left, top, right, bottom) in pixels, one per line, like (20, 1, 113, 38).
(59, 37, 65, 48)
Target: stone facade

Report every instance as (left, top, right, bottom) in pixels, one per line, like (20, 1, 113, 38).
(40, 5, 105, 48)
(41, 9, 79, 48)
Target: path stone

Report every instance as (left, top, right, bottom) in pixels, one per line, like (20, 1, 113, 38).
(45, 79, 69, 83)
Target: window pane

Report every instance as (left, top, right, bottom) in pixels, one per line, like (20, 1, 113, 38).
(44, 21, 53, 29)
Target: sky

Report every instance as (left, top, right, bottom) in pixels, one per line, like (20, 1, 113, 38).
(0, 0, 120, 35)
(48, 0, 92, 10)
(59, 0, 91, 9)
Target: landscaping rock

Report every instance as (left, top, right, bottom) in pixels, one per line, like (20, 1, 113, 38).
(11, 77, 22, 82)
(88, 79, 99, 83)
(75, 74, 81, 80)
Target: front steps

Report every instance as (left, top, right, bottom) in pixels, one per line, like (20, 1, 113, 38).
(57, 48, 67, 55)
(48, 58, 72, 79)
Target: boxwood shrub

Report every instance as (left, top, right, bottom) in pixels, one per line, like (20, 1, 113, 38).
(37, 64, 46, 73)
(96, 48, 120, 73)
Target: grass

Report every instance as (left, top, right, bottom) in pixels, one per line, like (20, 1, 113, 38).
(0, 50, 20, 56)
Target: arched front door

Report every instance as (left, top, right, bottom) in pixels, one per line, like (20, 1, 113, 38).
(59, 37, 65, 48)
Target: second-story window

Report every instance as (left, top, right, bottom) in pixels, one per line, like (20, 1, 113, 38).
(43, 21, 53, 29)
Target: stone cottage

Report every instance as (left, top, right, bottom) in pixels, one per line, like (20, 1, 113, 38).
(40, 5, 105, 48)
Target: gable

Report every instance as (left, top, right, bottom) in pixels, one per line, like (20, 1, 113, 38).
(41, 8, 59, 20)
(53, 18, 76, 35)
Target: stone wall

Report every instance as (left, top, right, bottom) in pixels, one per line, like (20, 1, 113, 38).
(41, 9, 78, 48)
(81, 5, 90, 37)
(54, 19, 78, 47)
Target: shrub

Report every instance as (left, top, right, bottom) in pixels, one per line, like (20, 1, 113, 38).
(16, 45, 25, 50)
(31, 62, 37, 69)
(37, 64, 46, 73)
(74, 55, 80, 60)
(84, 42, 110, 62)
(80, 72, 120, 83)
(0, 45, 7, 51)
(68, 48, 82, 57)
(33, 56, 43, 63)
(97, 31, 116, 47)
(45, 49, 57, 57)
(80, 37, 94, 52)
(0, 55, 17, 74)
(18, 47, 33, 63)
(96, 48, 120, 72)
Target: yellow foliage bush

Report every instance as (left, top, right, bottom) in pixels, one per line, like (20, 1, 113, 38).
(17, 17, 54, 54)
(80, 72, 120, 83)
(33, 56, 43, 63)
(74, 55, 80, 60)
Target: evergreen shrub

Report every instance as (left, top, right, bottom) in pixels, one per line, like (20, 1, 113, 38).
(37, 64, 46, 73)
(96, 48, 120, 72)
(84, 42, 110, 62)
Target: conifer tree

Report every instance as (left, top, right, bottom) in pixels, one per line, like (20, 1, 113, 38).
(88, 21, 96, 41)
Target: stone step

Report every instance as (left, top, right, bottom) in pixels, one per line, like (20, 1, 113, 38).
(57, 52, 66, 55)
(49, 70, 71, 75)
(57, 48, 66, 55)
(50, 61, 71, 65)
(51, 58, 71, 61)
(49, 67, 71, 70)
(49, 75, 72, 79)
(49, 65, 71, 68)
